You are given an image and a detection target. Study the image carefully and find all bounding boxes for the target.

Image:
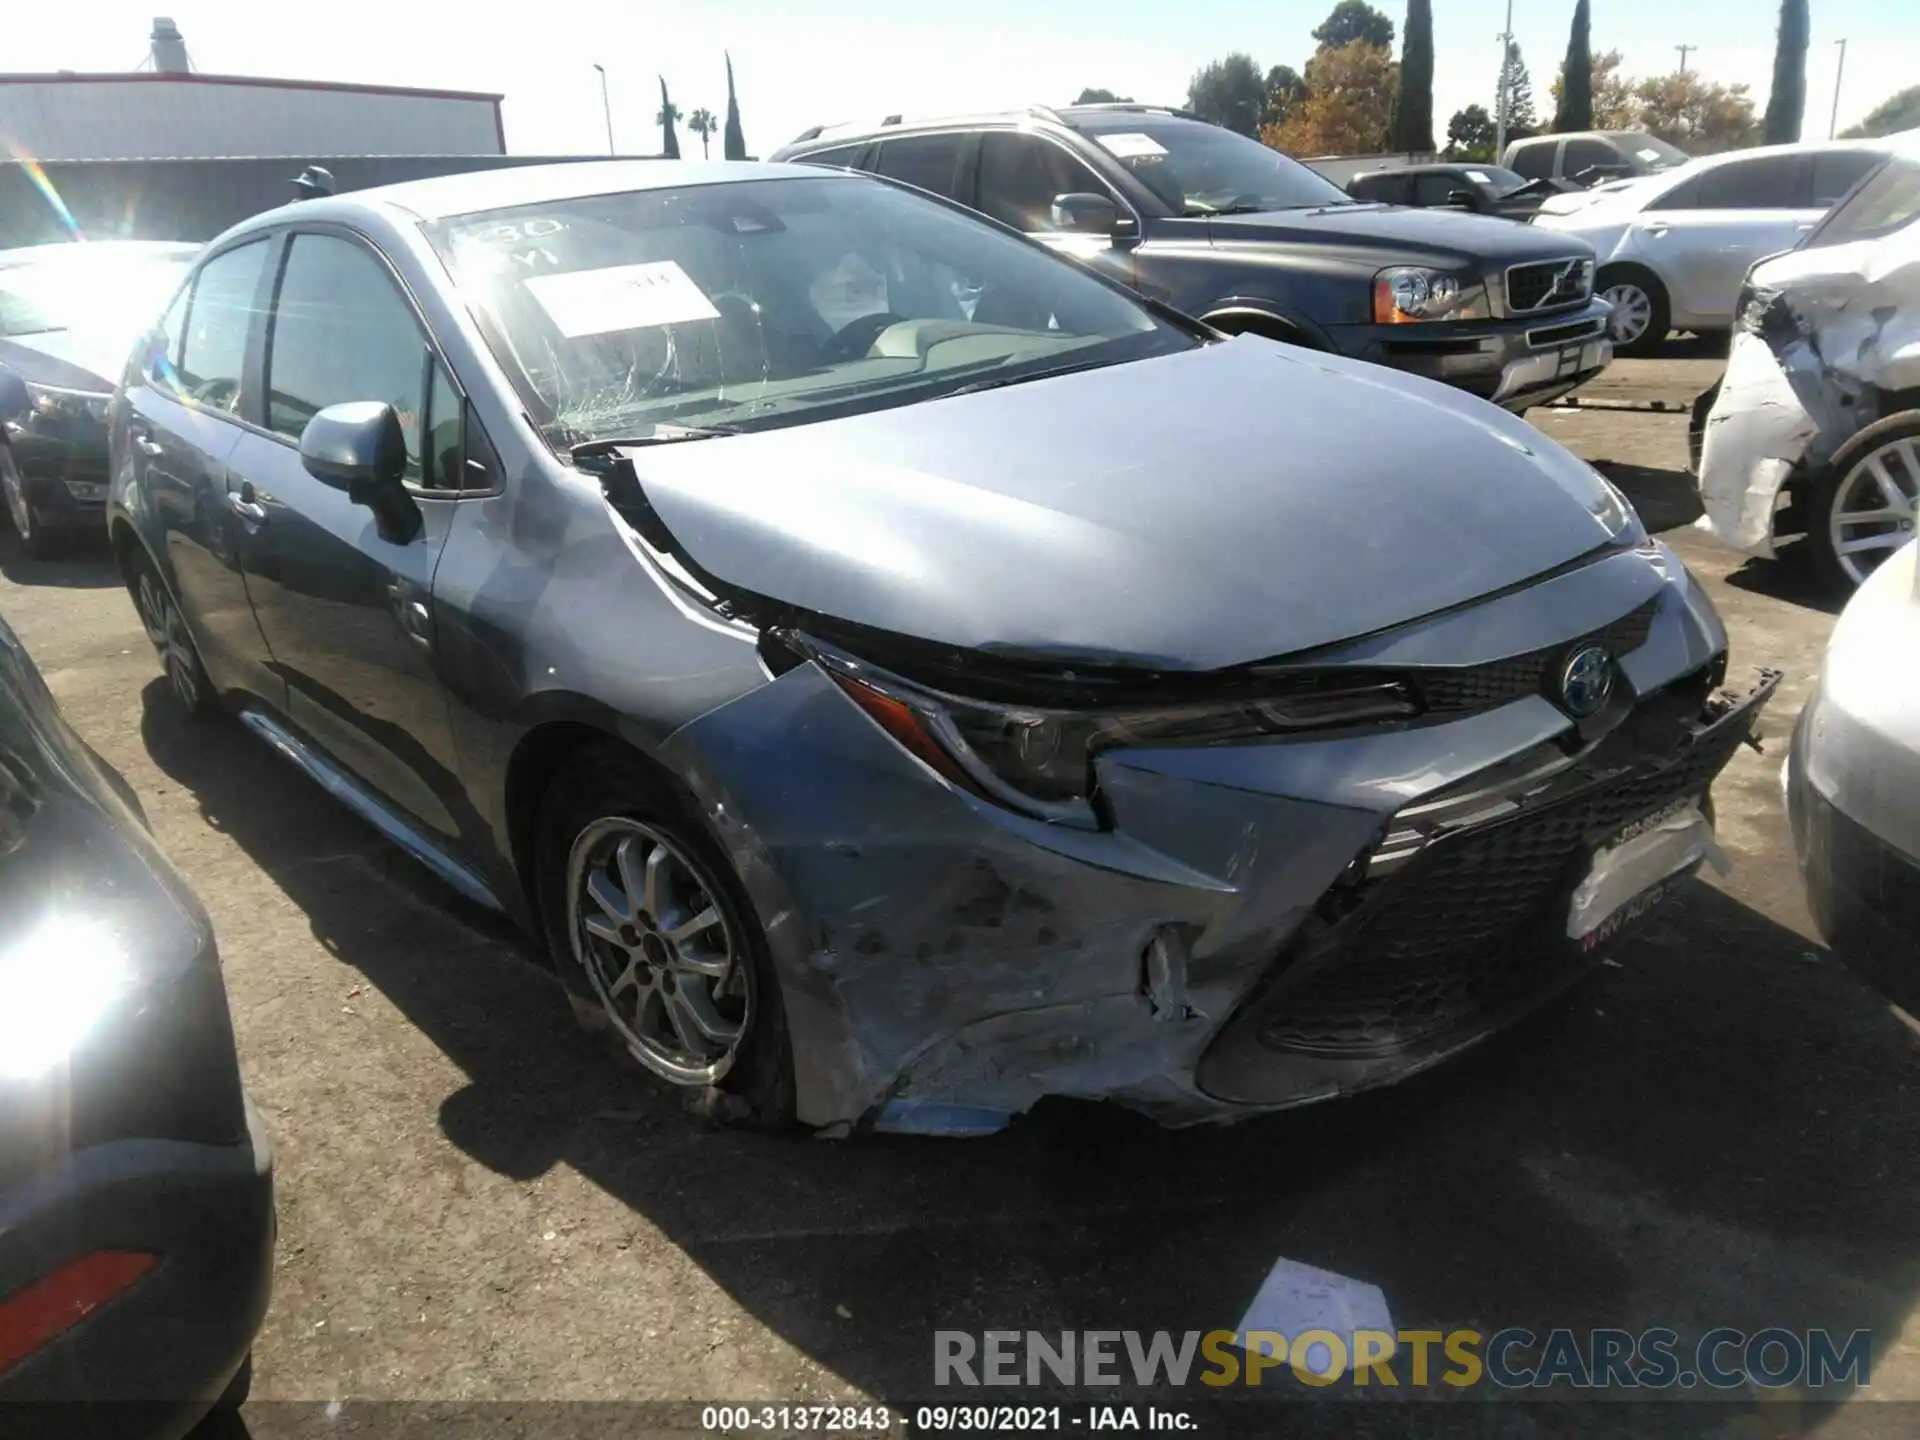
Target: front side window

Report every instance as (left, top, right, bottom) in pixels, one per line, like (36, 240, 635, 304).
(796, 143, 867, 170)
(1412, 173, 1466, 206)
(265, 233, 427, 478)
(870, 135, 968, 200)
(1563, 138, 1627, 182)
(1807, 156, 1920, 247)
(176, 240, 272, 414)
(977, 133, 1111, 231)
(1508, 142, 1556, 180)
(425, 174, 1191, 450)
(1077, 118, 1351, 215)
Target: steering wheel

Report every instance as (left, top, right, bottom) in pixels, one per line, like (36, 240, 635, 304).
(829, 311, 909, 359)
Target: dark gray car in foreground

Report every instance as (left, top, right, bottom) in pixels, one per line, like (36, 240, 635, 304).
(0, 589, 270, 1431)
(106, 159, 1772, 1137)
(773, 105, 1613, 411)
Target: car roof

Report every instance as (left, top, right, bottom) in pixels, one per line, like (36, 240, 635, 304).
(220, 159, 824, 232)
(1668, 136, 1896, 179)
(0, 239, 200, 270)
(779, 103, 1207, 152)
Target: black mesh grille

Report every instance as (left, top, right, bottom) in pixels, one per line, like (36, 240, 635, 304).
(1255, 695, 1749, 1058)
(1506, 258, 1594, 314)
(1416, 597, 1658, 714)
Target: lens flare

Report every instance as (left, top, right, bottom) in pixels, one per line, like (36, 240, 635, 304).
(2, 134, 84, 240)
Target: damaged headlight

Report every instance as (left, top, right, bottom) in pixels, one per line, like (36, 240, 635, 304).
(799, 638, 1416, 828)
(23, 381, 111, 425)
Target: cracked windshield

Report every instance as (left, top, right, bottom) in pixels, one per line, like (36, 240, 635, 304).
(2, 0, 1918, 1437)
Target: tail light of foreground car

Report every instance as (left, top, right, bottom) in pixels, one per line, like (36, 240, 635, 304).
(0, 1251, 158, 1375)
(807, 638, 1417, 828)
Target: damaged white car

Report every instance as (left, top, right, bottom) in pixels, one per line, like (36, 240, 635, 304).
(1692, 136, 1920, 594)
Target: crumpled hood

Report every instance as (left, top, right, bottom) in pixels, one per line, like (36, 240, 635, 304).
(1204, 204, 1597, 266)
(624, 337, 1630, 671)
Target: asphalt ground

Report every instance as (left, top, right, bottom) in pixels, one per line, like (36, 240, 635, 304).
(3, 347, 1917, 1439)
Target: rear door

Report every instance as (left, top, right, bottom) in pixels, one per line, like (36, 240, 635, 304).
(221, 227, 473, 845)
(122, 236, 281, 704)
(1641, 153, 1811, 323)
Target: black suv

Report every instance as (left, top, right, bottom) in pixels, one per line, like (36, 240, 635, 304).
(772, 104, 1613, 411)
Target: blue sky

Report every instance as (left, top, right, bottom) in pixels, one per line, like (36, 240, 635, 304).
(13, 1, 1916, 157)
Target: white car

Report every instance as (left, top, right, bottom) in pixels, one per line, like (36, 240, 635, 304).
(1532, 139, 1895, 354)
(1692, 137, 1920, 593)
(1784, 536, 1920, 1010)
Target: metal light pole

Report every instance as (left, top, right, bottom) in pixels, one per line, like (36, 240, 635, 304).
(593, 63, 615, 155)
(1829, 39, 1848, 139)
(1675, 45, 1696, 75)
(1493, 0, 1514, 158)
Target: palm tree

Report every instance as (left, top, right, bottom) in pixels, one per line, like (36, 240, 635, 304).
(688, 107, 718, 158)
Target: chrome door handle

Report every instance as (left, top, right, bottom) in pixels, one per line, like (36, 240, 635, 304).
(131, 431, 163, 457)
(226, 490, 268, 525)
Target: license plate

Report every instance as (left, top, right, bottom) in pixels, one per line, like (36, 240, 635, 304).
(1568, 796, 1712, 951)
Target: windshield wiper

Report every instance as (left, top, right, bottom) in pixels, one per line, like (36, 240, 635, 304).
(569, 423, 744, 462)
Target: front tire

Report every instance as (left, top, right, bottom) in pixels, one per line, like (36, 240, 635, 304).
(0, 444, 63, 559)
(127, 550, 217, 718)
(536, 745, 794, 1129)
(1597, 267, 1670, 357)
(1805, 411, 1920, 595)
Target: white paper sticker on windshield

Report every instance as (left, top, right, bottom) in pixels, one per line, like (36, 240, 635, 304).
(1465, 170, 1492, 183)
(1096, 132, 1169, 160)
(1637, 148, 1663, 162)
(522, 261, 720, 338)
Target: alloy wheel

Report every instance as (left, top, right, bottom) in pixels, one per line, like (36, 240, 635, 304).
(135, 570, 202, 710)
(1829, 436, 1920, 587)
(1, 448, 32, 539)
(565, 817, 751, 1086)
(1601, 282, 1653, 348)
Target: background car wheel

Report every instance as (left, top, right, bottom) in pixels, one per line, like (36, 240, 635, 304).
(1806, 411, 1920, 595)
(1, 444, 63, 559)
(128, 552, 217, 718)
(536, 744, 794, 1130)
(1597, 267, 1669, 358)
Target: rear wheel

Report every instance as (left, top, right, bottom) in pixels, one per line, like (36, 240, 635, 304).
(536, 745, 794, 1128)
(1597, 267, 1669, 357)
(128, 551, 217, 718)
(1806, 412, 1920, 595)
(0, 444, 63, 559)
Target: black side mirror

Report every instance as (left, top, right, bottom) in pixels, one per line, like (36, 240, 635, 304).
(0, 368, 28, 425)
(1050, 192, 1120, 236)
(1446, 189, 1477, 208)
(299, 401, 420, 543)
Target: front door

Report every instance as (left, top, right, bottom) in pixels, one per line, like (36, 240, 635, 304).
(1642, 152, 1813, 323)
(223, 229, 470, 846)
(973, 132, 1140, 290)
(122, 237, 281, 704)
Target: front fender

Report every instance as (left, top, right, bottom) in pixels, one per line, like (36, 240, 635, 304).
(1194, 296, 1338, 350)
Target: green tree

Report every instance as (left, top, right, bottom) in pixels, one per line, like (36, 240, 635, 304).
(1497, 41, 1538, 136)
(1313, 0, 1395, 50)
(1554, 0, 1592, 132)
(1445, 104, 1497, 160)
(1264, 40, 1397, 156)
(1555, 47, 1636, 129)
(1387, 0, 1434, 152)
(1635, 71, 1760, 153)
(1187, 53, 1268, 136)
(687, 106, 717, 158)
(1763, 0, 1809, 143)
(1074, 87, 1134, 104)
(1841, 85, 1920, 138)
(723, 52, 747, 160)
(656, 77, 682, 160)
(1263, 64, 1308, 127)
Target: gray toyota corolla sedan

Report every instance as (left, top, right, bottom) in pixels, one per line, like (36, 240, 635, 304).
(104, 160, 1775, 1137)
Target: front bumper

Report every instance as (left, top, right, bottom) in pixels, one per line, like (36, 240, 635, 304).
(1692, 330, 1825, 559)
(665, 545, 1766, 1134)
(0, 1094, 274, 1425)
(1331, 298, 1613, 411)
(3, 422, 112, 525)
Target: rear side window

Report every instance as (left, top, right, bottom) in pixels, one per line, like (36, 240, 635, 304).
(1563, 138, 1626, 182)
(1509, 142, 1555, 181)
(264, 233, 428, 479)
(1686, 154, 1809, 210)
(871, 134, 969, 200)
(1810, 150, 1881, 207)
(176, 239, 271, 414)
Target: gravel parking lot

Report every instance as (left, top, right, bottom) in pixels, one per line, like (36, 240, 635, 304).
(4, 353, 1918, 1437)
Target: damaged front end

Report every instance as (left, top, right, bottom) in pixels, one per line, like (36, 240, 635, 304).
(1694, 193, 1920, 565)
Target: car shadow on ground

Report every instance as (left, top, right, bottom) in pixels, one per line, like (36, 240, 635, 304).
(140, 683, 1920, 1434)
(1591, 461, 1703, 534)
(0, 527, 120, 589)
(1722, 551, 1847, 617)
